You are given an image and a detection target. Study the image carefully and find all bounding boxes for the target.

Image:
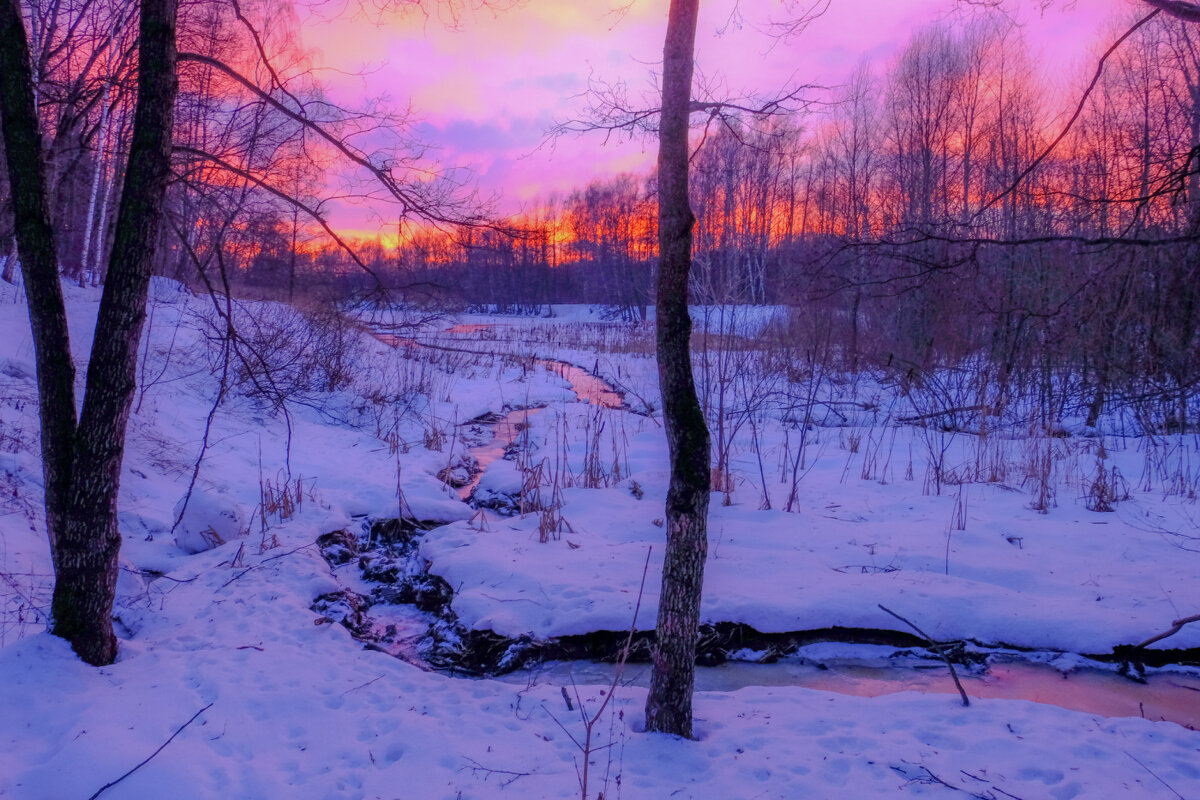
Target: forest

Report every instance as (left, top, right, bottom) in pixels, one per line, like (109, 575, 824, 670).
(1, 1, 1199, 798)
(4, 4, 1195, 438)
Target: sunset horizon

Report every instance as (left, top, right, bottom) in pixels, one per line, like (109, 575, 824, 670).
(299, 0, 1134, 239)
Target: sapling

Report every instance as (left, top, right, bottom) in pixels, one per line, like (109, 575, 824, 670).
(546, 548, 651, 800)
(877, 424, 900, 485)
(1024, 428, 1057, 513)
(782, 341, 832, 512)
(945, 484, 967, 575)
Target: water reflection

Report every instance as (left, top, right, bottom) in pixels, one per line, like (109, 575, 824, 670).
(506, 659, 1200, 729)
(458, 408, 543, 501)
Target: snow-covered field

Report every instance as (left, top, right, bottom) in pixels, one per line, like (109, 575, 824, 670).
(1, 283, 1198, 799)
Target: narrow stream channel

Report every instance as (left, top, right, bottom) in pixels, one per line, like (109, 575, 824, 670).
(457, 359, 624, 501)
(457, 408, 538, 501)
(502, 658, 1200, 730)
(361, 321, 1200, 730)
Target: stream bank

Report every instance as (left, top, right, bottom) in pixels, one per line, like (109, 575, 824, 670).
(311, 515, 1200, 730)
(330, 324, 1200, 730)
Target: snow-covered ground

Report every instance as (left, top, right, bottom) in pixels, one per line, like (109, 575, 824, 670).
(421, 414, 1200, 654)
(1, 282, 1197, 799)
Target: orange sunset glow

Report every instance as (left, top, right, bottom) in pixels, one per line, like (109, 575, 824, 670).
(294, 0, 1131, 238)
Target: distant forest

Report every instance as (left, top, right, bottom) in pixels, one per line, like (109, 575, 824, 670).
(1, 7, 1197, 431)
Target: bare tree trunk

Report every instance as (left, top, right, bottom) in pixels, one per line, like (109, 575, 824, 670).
(55, 0, 178, 666)
(0, 0, 179, 666)
(92, 136, 116, 286)
(80, 82, 112, 285)
(0, 0, 77, 569)
(645, 0, 710, 740)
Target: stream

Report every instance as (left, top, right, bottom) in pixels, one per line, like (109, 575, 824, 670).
(346, 599, 1200, 730)
(456, 359, 624, 500)
(350, 322, 1200, 730)
(501, 657, 1200, 730)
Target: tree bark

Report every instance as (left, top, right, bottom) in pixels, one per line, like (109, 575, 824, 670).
(645, 0, 710, 740)
(54, 0, 179, 666)
(0, 0, 179, 666)
(0, 0, 78, 570)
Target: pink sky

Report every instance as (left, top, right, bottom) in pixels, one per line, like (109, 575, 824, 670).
(297, 0, 1135, 237)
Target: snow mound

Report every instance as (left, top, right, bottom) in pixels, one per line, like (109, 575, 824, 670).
(171, 490, 247, 554)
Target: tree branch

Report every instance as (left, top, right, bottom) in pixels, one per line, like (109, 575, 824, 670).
(177, 50, 496, 232)
(1134, 613, 1200, 649)
(977, 9, 1162, 217)
(878, 604, 970, 707)
(173, 145, 382, 283)
(1142, 0, 1200, 23)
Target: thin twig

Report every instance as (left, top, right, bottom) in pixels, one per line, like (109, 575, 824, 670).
(1124, 750, 1186, 800)
(1134, 613, 1200, 649)
(894, 760, 1029, 798)
(87, 703, 214, 800)
(340, 674, 385, 697)
(460, 757, 532, 788)
(119, 566, 197, 584)
(219, 544, 314, 589)
(878, 604, 970, 707)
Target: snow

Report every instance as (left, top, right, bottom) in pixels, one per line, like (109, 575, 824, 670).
(171, 490, 248, 554)
(422, 408, 1198, 654)
(0, 281, 1197, 799)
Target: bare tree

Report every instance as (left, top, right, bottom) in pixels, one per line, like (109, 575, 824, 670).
(2, 0, 506, 666)
(564, 173, 653, 320)
(1, 0, 179, 666)
(644, 0, 710, 740)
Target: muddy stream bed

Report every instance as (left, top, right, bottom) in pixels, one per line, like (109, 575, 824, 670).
(326, 324, 1200, 730)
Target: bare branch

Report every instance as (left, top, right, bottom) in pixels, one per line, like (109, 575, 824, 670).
(878, 605, 970, 707)
(551, 73, 823, 143)
(1134, 613, 1200, 649)
(762, 0, 832, 43)
(87, 703, 214, 800)
(177, 50, 495, 232)
(1141, 0, 1200, 23)
(977, 9, 1162, 217)
(173, 144, 382, 282)
(227, 0, 309, 114)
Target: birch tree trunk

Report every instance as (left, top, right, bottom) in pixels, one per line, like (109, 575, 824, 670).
(80, 82, 111, 285)
(645, 0, 711, 739)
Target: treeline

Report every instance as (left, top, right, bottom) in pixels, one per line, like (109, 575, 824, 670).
(384, 14, 1196, 430)
(0, 0, 479, 297)
(0, 5, 1196, 429)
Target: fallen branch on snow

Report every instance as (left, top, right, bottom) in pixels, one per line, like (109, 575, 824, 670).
(1134, 614, 1200, 650)
(87, 702, 214, 800)
(878, 604, 970, 707)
